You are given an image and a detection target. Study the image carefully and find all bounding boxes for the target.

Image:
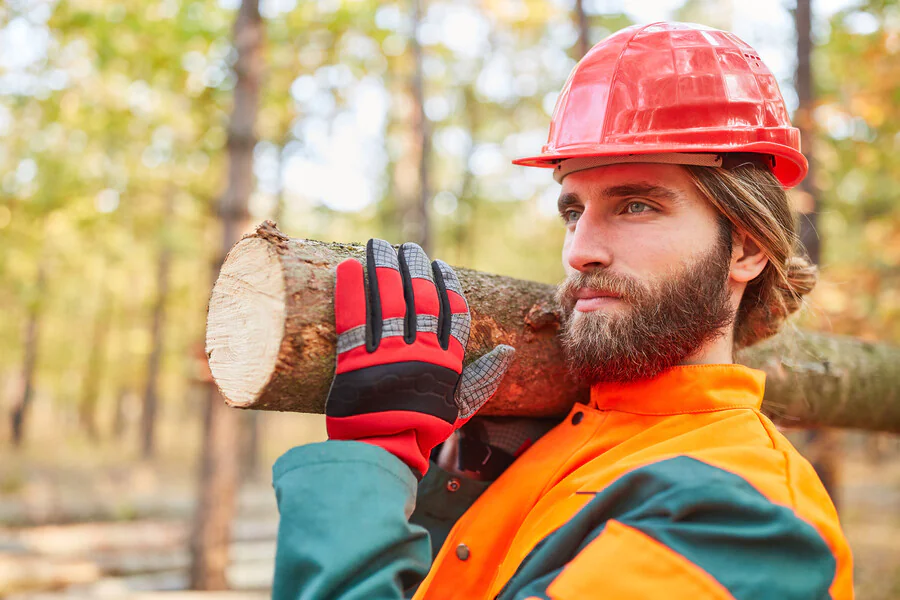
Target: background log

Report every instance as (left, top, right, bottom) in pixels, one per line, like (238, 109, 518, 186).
(206, 221, 900, 433)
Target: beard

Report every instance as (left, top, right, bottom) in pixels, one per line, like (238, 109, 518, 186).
(555, 237, 735, 384)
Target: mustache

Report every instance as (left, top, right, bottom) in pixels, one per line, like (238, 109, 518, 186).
(555, 270, 646, 309)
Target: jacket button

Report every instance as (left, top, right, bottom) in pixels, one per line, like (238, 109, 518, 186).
(456, 543, 470, 561)
(446, 477, 461, 492)
(571, 411, 584, 425)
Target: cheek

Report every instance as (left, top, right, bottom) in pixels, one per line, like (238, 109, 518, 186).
(561, 232, 573, 273)
(617, 229, 691, 278)
(640, 237, 681, 266)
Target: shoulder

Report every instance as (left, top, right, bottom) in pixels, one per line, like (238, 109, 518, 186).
(573, 455, 840, 599)
(585, 453, 825, 530)
(504, 454, 842, 599)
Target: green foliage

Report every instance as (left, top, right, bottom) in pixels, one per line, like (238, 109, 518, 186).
(3, 0, 621, 440)
(0, 0, 232, 427)
(0, 4, 898, 597)
(1, 0, 897, 447)
(807, 0, 900, 342)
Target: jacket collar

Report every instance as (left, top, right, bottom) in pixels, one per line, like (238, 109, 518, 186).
(589, 364, 765, 415)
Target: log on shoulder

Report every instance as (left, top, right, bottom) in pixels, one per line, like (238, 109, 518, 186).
(206, 221, 900, 433)
(205, 221, 576, 416)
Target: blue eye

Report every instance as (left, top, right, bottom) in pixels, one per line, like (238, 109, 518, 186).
(561, 209, 581, 224)
(625, 201, 652, 214)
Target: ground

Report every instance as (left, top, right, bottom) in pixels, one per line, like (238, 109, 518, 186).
(1, 412, 898, 598)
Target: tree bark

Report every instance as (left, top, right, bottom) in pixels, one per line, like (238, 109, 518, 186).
(11, 260, 46, 447)
(141, 189, 174, 459)
(190, 0, 263, 591)
(206, 222, 900, 433)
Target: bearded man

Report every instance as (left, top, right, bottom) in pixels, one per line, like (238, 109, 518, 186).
(270, 22, 853, 599)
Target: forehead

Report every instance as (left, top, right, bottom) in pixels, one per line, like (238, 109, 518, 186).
(559, 163, 700, 201)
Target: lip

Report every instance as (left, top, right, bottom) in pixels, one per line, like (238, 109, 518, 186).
(574, 287, 621, 300)
(573, 287, 624, 312)
(575, 296, 623, 311)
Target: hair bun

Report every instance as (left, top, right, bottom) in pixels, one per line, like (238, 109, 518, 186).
(780, 255, 818, 315)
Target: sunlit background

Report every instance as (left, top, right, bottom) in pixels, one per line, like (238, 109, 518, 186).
(2, 0, 899, 597)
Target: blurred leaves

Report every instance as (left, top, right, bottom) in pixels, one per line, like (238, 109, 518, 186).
(806, 0, 900, 342)
(1, 0, 897, 442)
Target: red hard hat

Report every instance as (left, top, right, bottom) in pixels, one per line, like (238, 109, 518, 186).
(513, 22, 808, 188)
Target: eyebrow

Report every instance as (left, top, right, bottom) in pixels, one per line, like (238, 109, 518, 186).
(557, 183, 684, 214)
(557, 192, 581, 214)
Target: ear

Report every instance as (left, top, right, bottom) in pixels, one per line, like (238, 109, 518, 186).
(730, 230, 768, 283)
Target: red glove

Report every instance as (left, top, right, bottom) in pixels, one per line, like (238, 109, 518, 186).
(325, 238, 514, 478)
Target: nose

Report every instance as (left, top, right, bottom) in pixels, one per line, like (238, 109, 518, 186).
(565, 212, 613, 272)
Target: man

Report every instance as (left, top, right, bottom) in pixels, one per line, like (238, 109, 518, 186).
(271, 22, 853, 599)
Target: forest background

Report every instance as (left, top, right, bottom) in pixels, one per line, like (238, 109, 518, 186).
(2, 0, 900, 598)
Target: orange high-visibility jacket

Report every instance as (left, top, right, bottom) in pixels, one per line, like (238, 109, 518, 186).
(413, 364, 853, 599)
(271, 364, 853, 599)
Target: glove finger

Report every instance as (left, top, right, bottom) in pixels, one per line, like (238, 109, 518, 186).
(433, 260, 470, 352)
(366, 238, 405, 351)
(398, 242, 439, 341)
(455, 345, 515, 420)
(335, 258, 368, 356)
(431, 261, 452, 351)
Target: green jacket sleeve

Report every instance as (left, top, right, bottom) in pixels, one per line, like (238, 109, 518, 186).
(271, 441, 432, 600)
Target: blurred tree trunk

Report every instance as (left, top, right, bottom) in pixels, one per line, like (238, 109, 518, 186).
(189, 0, 263, 590)
(240, 138, 289, 482)
(10, 261, 47, 447)
(240, 411, 261, 481)
(112, 386, 130, 440)
(454, 84, 479, 266)
(272, 139, 287, 227)
(79, 289, 111, 441)
(113, 269, 142, 442)
(409, 0, 431, 252)
(673, 0, 733, 30)
(141, 190, 175, 459)
(380, 53, 407, 242)
(795, 0, 819, 262)
(574, 0, 590, 58)
(794, 0, 841, 508)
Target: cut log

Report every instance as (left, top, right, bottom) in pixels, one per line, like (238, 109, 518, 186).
(206, 221, 573, 417)
(206, 221, 900, 433)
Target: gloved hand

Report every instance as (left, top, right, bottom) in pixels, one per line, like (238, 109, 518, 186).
(325, 238, 515, 478)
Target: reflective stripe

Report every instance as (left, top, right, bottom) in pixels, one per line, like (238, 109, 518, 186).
(336, 315, 445, 354)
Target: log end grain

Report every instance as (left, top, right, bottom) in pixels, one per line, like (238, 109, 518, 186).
(207, 237, 286, 407)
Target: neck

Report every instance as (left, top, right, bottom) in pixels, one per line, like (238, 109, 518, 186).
(680, 327, 735, 366)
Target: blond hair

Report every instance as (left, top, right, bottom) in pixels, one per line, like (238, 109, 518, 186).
(685, 164, 818, 349)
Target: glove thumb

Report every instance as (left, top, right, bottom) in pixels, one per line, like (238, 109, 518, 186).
(455, 345, 515, 420)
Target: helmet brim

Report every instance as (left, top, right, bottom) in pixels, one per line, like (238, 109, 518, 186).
(512, 142, 808, 189)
